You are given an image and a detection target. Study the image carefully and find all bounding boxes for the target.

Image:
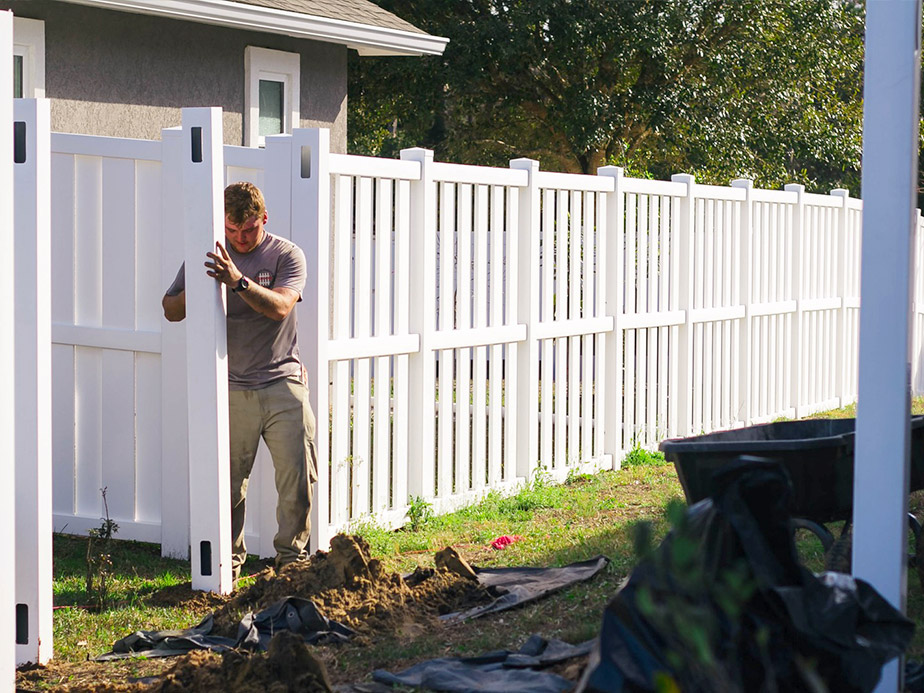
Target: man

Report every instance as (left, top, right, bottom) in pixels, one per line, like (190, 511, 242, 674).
(162, 181, 317, 584)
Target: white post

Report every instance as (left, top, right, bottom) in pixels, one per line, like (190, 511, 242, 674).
(159, 126, 190, 559)
(401, 148, 437, 501)
(13, 97, 52, 666)
(731, 179, 753, 426)
(784, 183, 806, 418)
(0, 9, 17, 686)
(671, 174, 696, 437)
(855, 1, 921, 691)
(598, 166, 625, 462)
(511, 158, 540, 479)
(289, 128, 332, 552)
(181, 108, 232, 593)
(831, 188, 851, 409)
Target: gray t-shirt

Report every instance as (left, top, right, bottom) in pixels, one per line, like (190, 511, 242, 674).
(166, 232, 307, 390)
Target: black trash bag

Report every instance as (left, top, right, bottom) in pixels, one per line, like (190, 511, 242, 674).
(577, 457, 914, 693)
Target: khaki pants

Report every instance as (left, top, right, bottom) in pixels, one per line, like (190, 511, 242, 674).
(228, 376, 318, 579)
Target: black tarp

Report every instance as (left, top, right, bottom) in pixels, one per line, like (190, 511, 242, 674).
(578, 457, 914, 693)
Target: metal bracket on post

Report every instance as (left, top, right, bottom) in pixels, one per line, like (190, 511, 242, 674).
(13, 97, 52, 666)
(181, 108, 232, 594)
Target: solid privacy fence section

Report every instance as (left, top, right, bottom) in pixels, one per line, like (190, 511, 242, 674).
(36, 109, 924, 559)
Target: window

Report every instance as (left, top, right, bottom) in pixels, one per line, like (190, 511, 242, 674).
(244, 46, 300, 147)
(13, 17, 44, 99)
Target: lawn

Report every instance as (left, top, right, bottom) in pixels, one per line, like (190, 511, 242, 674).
(18, 404, 924, 691)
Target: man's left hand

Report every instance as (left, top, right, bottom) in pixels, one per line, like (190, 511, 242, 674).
(205, 242, 243, 286)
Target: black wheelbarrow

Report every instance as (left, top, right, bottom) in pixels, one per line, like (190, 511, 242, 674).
(659, 416, 924, 563)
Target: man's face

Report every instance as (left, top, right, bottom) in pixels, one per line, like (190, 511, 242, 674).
(224, 213, 266, 254)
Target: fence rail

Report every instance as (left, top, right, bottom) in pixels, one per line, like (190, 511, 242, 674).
(38, 117, 921, 559)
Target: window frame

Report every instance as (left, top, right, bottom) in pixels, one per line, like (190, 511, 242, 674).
(244, 46, 300, 147)
(13, 17, 45, 99)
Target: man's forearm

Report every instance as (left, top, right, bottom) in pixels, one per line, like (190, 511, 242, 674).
(162, 291, 186, 322)
(236, 279, 296, 321)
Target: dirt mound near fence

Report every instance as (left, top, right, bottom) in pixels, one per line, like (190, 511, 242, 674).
(153, 631, 333, 692)
(212, 534, 493, 641)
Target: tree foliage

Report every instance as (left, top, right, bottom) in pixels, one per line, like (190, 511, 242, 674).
(349, 0, 865, 194)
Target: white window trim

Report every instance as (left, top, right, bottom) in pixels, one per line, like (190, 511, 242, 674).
(244, 46, 300, 147)
(13, 17, 45, 98)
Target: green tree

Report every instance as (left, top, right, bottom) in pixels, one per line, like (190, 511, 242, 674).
(350, 0, 865, 194)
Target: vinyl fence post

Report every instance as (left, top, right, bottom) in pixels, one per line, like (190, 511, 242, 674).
(784, 183, 806, 417)
(731, 179, 753, 426)
(181, 107, 232, 593)
(510, 158, 540, 480)
(289, 128, 332, 552)
(159, 126, 190, 560)
(671, 174, 696, 437)
(830, 188, 850, 408)
(0, 10, 17, 685)
(13, 97, 52, 666)
(401, 148, 437, 503)
(598, 166, 624, 465)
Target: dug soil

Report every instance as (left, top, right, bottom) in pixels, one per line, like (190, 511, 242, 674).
(16, 535, 526, 693)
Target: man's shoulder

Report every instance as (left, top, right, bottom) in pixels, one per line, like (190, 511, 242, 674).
(263, 233, 305, 261)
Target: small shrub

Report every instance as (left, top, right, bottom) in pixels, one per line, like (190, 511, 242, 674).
(406, 495, 433, 531)
(86, 487, 119, 611)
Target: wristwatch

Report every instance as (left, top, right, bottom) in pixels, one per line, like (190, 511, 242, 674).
(231, 277, 250, 293)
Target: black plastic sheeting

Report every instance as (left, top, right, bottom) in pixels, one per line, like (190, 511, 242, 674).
(370, 635, 594, 693)
(95, 557, 607, 661)
(441, 556, 609, 621)
(95, 597, 354, 660)
(577, 457, 914, 693)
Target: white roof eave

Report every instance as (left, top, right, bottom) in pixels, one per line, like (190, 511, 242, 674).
(60, 0, 449, 56)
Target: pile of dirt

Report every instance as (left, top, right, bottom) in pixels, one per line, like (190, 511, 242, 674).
(211, 534, 493, 641)
(152, 631, 333, 692)
(148, 583, 229, 612)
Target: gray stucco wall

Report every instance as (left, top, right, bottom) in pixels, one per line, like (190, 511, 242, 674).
(0, 0, 348, 151)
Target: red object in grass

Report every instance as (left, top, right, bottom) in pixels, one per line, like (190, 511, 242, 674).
(491, 534, 524, 550)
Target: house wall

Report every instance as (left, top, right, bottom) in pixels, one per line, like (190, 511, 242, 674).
(0, 0, 348, 150)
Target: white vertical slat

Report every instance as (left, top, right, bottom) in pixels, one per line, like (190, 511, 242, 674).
(134, 160, 163, 525)
(554, 190, 568, 467)
(504, 184, 519, 479)
(402, 147, 438, 503)
(373, 180, 392, 514)
(472, 184, 489, 489)
(101, 157, 137, 522)
(732, 179, 752, 425)
(292, 128, 332, 551)
(488, 185, 504, 483)
(51, 152, 76, 520)
(437, 181, 454, 497)
(623, 194, 637, 447)
(581, 191, 593, 460)
(540, 187, 554, 467)
(14, 97, 53, 666)
(455, 184, 473, 491)
(352, 177, 373, 518)
(832, 189, 851, 407)
(702, 200, 713, 432)
(158, 127, 189, 558)
(567, 191, 581, 465)
(181, 108, 232, 593)
(645, 196, 658, 442)
(594, 173, 614, 463)
(330, 174, 352, 529)
(393, 178, 411, 514)
(74, 153, 103, 517)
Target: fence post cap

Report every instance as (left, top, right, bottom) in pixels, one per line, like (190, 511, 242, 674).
(597, 165, 624, 178)
(784, 183, 805, 193)
(671, 173, 695, 184)
(731, 178, 753, 189)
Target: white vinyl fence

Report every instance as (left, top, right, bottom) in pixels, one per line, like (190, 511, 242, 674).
(39, 110, 918, 561)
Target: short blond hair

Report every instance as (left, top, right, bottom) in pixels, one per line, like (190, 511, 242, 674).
(224, 182, 266, 224)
